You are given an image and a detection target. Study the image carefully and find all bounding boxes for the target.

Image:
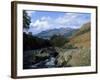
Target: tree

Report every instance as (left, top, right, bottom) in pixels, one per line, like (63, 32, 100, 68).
(50, 35, 68, 47)
(23, 10, 31, 29)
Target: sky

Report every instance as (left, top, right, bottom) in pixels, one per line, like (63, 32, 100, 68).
(24, 10, 91, 35)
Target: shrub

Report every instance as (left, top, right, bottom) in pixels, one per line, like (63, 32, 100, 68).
(50, 35, 68, 47)
(65, 44, 77, 49)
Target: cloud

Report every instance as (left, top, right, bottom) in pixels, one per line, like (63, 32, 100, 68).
(29, 17, 52, 34)
(26, 11, 35, 17)
(31, 20, 49, 29)
(55, 13, 76, 24)
(28, 12, 90, 34)
(40, 16, 51, 21)
(55, 13, 90, 28)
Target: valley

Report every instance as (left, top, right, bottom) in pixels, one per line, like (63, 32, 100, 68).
(23, 22, 91, 69)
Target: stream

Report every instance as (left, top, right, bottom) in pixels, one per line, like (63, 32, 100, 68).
(29, 56, 57, 68)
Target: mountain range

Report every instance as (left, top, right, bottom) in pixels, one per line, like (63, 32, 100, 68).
(35, 28, 78, 39)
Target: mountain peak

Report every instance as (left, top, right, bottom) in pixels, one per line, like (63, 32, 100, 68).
(35, 27, 77, 39)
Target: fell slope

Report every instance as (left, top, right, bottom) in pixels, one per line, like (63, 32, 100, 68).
(69, 22, 91, 48)
(58, 22, 91, 67)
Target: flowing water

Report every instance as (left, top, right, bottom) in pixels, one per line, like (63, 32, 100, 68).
(30, 56, 57, 68)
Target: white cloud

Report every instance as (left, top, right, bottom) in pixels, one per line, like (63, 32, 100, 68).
(55, 13, 90, 29)
(29, 13, 90, 34)
(55, 13, 78, 24)
(31, 20, 49, 28)
(41, 17, 46, 21)
(40, 16, 51, 21)
(30, 18, 51, 32)
(26, 11, 35, 17)
(29, 13, 81, 34)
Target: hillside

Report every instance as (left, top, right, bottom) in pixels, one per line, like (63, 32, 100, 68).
(58, 22, 91, 67)
(67, 22, 91, 48)
(23, 22, 91, 69)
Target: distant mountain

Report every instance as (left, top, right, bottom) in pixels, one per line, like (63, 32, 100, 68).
(35, 28, 78, 39)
